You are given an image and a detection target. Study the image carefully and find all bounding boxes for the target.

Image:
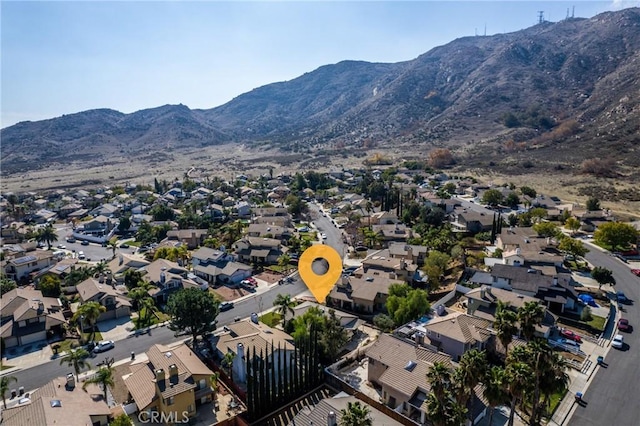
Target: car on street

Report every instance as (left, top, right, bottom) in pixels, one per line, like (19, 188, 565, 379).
(81, 240, 90, 246)
(57, 244, 66, 249)
(66, 237, 76, 243)
(78, 251, 86, 260)
(618, 318, 632, 332)
(92, 340, 115, 353)
(297, 226, 309, 232)
(120, 243, 130, 248)
(612, 334, 624, 349)
(320, 232, 327, 240)
(560, 329, 583, 343)
(617, 291, 629, 304)
(631, 269, 640, 277)
(354, 245, 368, 252)
(219, 301, 234, 311)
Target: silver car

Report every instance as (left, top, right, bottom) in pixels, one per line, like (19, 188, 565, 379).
(93, 340, 115, 353)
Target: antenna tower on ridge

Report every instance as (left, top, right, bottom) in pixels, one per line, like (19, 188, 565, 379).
(537, 11, 544, 24)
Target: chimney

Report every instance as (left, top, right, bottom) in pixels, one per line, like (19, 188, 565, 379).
(169, 364, 178, 385)
(235, 344, 246, 383)
(327, 411, 337, 426)
(400, 258, 406, 270)
(155, 369, 165, 384)
(406, 245, 413, 259)
(553, 276, 559, 286)
(37, 301, 45, 313)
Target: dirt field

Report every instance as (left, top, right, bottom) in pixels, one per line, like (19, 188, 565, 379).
(209, 286, 252, 302)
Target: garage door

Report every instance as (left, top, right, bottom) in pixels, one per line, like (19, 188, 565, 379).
(20, 331, 47, 345)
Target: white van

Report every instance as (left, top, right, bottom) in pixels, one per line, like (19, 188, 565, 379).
(78, 251, 86, 260)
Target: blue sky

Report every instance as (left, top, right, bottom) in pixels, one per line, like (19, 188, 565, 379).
(1, 0, 638, 128)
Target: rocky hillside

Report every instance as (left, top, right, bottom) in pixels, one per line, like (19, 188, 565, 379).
(2, 8, 639, 176)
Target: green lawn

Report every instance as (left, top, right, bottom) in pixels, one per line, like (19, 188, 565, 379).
(126, 240, 142, 247)
(259, 312, 283, 327)
(546, 387, 568, 418)
(587, 315, 606, 331)
(134, 308, 170, 329)
(53, 339, 82, 354)
(81, 330, 103, 342)
(0, 362, 14, 371)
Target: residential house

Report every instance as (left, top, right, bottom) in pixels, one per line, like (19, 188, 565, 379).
(106, 253, 150, 279)
(212, 319, 295, 385)
(420, 312, 494, 362)
(124, 343, 216, 422)
(140, 259, 200, 303)
(33, 258, 79, 289)
(191, 247, 252, 285)
(451, 207, 495, 233)
(463, 286, 557, 339)
(1, 375, 111, 426)
(78, 215, 115, 238)
(252, 215, 292, 228)
(57, 203, 83, 218)
(327, 274, 398, 314)
(369, 211, 399, 226)
(3, 249, 56, 281)
(0, 287, 65, 348)
(371, 223, 414, 245)
(286, 392, 404, 426)
(31, 209, 57, 224)
(233, 237, 284, 265)
(291, 302, 363, 335)
(234, 201, 251, 219)
(359, 252, 418, 283)
(388, 242, 428, 266)
(165, 229, 208, 249)
(89, 203, 120, 218)
(365, 333, 454, 424)
(0, 222, 27, 244)
(496, 227, 564, 267)
(75, 278, 131, 323)
(247, 223, 292, 241)
(252, 206, 289, 219)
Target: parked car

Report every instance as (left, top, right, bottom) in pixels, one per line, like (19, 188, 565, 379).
(612, 334, 624, 349)
(81, 240, 90, 246)
(618, 318, 632, 332)
(78, 251, 86, 260)
(246, 277, 257, 285)
(354, 246, 368, 252)
(297, 226, 310, 232)
(617, 291, 629, 304)
(631, 269, 640, 277)
(120, 243, 130, 249)
(560, 329, 583, 343)
(220, 301, 234, 311)
(57, 244, 66, 249)
(92, 340, 115, 353)
(320, 233, 328, 240)
(66, 237, 76, 243)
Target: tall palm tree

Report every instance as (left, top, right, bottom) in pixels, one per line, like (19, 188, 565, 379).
(59, 348, 91, 380)
(72, 301, 106, 341)
(339, 401, 372, 426)
(128, 282, 154, 311)
(139, 296, 158, 328)
(456, 349, 488, 408)
(1, 375, 17, 408)
(210, 372, 220, 402)
(426, 362, 452, 404)
(533, 345, 570, 425)
(222, 351, 235, 380)
(36, 224, 58, 249)
(494, 308, 518, 357)
(483, 366, 509, 426)
(517, 301, 545, 341)
(82, 366, 114, 402)
(504, 362, 533, 426)
(91, 261, 111, 278)
(273, 293, 295, 327)
(106, 240, 118, 259)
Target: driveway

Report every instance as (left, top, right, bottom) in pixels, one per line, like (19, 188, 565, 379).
(97, 317, 135, 341)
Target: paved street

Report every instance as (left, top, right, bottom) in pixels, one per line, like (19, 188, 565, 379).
(565, 244, 640, 426)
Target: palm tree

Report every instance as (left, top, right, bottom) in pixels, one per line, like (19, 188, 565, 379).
(82, 366, 114, 402)
(176, 244, 190, 268)
(91, 261, 111, 278)
(427, 361, 452, 404)
(538, 353, 570, 424)
(128, 282, 154, 311)
(273, 293, 295, 327)
(483, 366, 509, 426)
(517, 301, 545, 341)
(504, 362, 533, 426)
(494, 307, 518, 357)
(72, 301, 106, 342)
(106, 240, 118, 259)
(139, 296, 158, 328)
(59, 348, 91, 380)
(526, 341, 570, 425)
(222, 351, 235, 380)
(339, 401, 372, 426)
(456, 349, 487, 408)
(1, 375, 17, 408)
(36, 224, 58, 249)
(210, 372, 220, 402)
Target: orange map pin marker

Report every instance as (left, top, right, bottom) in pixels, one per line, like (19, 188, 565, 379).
(298, 245, 343, 303)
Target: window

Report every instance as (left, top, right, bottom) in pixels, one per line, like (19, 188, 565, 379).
(199, 378, 206, 389)
(166, 396, 174, 406)
(187, 404, 194, 413)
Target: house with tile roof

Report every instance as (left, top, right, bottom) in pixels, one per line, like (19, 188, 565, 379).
(1, 375, 111, 426)
(0, 287, 65, 348)
(211, 319, 295, 385)
(3, 249, 56, 281)
(233, 236, 284, 265)
(123, 343, 215, 422)
(420, 312, 494, 362)
(327, 274, 400, 315)
(75, 277, 132, 322)
(139, 259, 201, 303)
(365, 333, 453, 424)
(191, 247, 252, 285)
(360, 253, 419, 283)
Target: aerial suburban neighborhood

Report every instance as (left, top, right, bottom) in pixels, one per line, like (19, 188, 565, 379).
(1, 166, 639, 426)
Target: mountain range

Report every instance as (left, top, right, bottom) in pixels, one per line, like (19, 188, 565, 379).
(2, 7, 639, 179)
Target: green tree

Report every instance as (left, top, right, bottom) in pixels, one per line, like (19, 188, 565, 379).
(82, 366, 115, 402)
(586, 197, 600, 211)
(39, 275, 61, 297)
(529, 207, 548, 223)
(106, 240, 118, 259)
(517, 301, 545, 341)
(339, 401, 373, 426)
(483, 366, 509, 426)
(505, 193, 521, 208)
(386, 284, 430, 326)
(167, 288, 220, 343)
(564, 217, 581, 235)
(123, 269, 145, 289)
(481, 189, 504, 206)
(285, 194, 308, 217)
(504, 362, 533, 426)
(426, 362, 467, 426)
(273, 293, 296, 328)
(277, 253, 291, 269)
(0, 277, 17, 296)
(1, 375, 17, 408)
(520, 186, 537, 198)
(591, 266, 616, 290)
(59, 348, 91, 380)
(373, 313, 395, 331)
(72, 301, 107, 342)
(117, 216, 131, 233)
(150, 204, 175, 221)
(110, 414, 134, 426)
(494, 302, 518, 357)
(558, 237, 589, 260)
(222, 351, 235, 380)
(594, 222, 639, 252)
(36, 224, 58, 249)
(455, 349, 487, 409)
(321, 310, 349, 362)
(138, 296, 158, 328)
(532, 222, 559, 238)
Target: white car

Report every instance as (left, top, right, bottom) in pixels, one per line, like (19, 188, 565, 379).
(93, 340, 115, 353)
(321, 233, 327, 240)
(612, 334, 624, 349)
